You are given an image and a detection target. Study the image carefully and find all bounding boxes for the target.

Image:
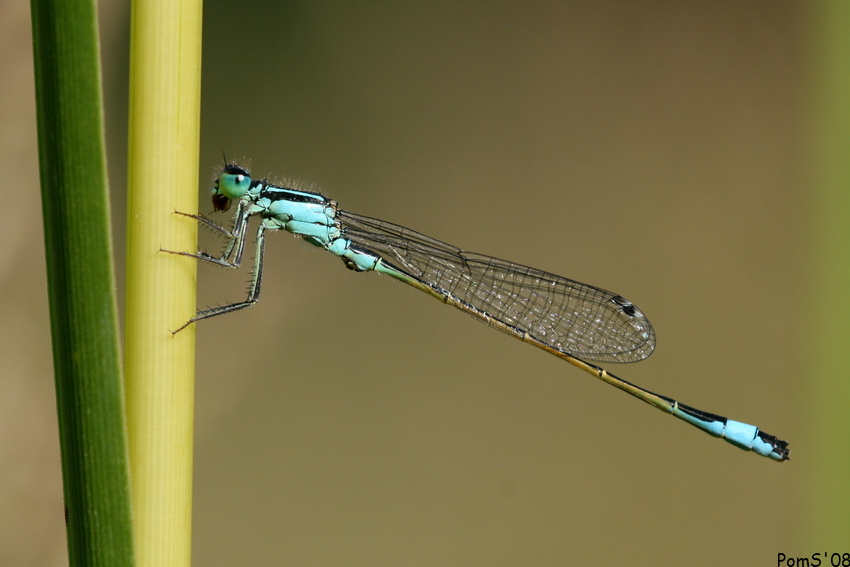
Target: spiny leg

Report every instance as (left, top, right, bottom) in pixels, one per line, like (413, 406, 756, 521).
(161, 202, 251, 268)
(170, 221, 267, 334)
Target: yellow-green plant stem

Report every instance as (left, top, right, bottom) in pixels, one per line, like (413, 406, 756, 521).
(124, 0, 203, 565)
(805, 0, 850, 546)
(31, 0, 133, 565)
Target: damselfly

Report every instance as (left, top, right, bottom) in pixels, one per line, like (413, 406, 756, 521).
(166, 163, 790, 462)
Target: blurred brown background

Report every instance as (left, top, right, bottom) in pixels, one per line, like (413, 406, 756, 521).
(4, 1, 846, 565)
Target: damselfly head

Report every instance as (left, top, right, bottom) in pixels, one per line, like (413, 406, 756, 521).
(213, 164, 253, 212)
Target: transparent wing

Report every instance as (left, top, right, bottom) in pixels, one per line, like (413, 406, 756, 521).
(338, 211, 655, 363)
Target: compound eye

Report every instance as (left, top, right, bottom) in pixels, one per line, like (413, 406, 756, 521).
(218, 169, 252, 200)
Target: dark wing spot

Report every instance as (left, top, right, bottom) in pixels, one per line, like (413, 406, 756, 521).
(611, 295, 638, 317)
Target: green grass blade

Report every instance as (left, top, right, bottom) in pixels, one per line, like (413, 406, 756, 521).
(30, 0, 133, 565)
